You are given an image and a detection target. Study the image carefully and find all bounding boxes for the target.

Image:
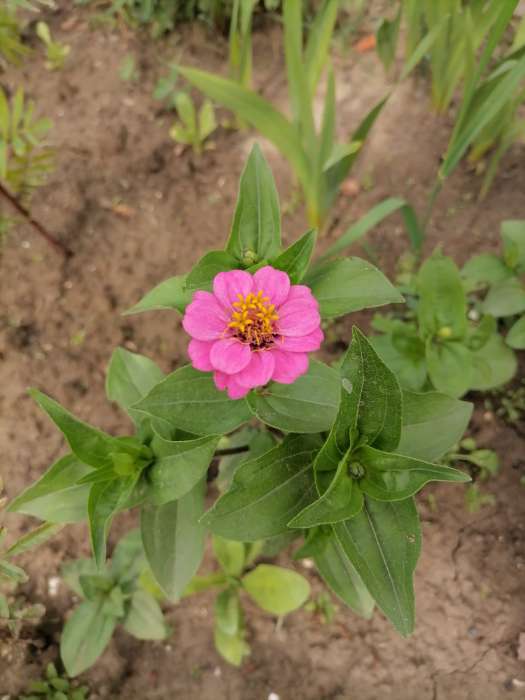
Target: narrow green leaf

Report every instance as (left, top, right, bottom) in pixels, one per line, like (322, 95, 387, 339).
(202, 434, 322, 541)
(123, 274, 191, 316)
(185, 250, 240, 292)
(215, 588, 242, 636)
(271, 229, 316, 284)
(306, 257, 403, 319)
(123, 590, 169, 640)
(333, 497, 420, 636)
(304, 0, 339, 96)
(5, 522, 63, 557)
(141, 478, 206, 601)
(242, 564, 310, 615)
(60, 600, 116, 677)
(0, 560, 28, 583)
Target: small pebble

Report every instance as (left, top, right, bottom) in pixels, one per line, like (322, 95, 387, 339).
(48, 576, 60, 597)
(213, 667, 222, 677)
(268, 693, 280, 700)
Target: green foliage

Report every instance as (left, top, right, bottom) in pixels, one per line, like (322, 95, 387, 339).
(19, 662, 89, 700)
(169, 92, 217, 154)
(443, 436, 499, 514)
(0, 86, 54, 202)
(36, 21, 70, 70)
(60, 530, 169, 676)
(179, 0, 384, 229)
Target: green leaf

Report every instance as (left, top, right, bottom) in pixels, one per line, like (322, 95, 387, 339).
(507, 314, 525, 349)
(30, 389, 138, 470)
(271, 229, 316, 284)
(183, 572, 228, 596)
(106, 348, 164, 425)
(226, 143, 281, 262)
(133, 365, 252, 436)
(124, 274, 191, 315)
(215, 587, 242, 636)
(60, 600, 117, 677)
(398, 391, 473, 461)
(212, 536, 246, 577)
(247, 360, 339, 433)
(304, 0, 339, 96)
(241, 564, 310, 615)
(333, 497, 420, 636)
(5, 522, 63, 557)
(288, 454, 363, 528)
(461, 253, 512, 291)
(214, 622, 249, 666)
(141, 478, 206, 601)
(110, 529, 145, 584)
(501, 220, 525, 271)
(417, 253, 467, 340)
(376, 8, 401, 70)
(61, 559, 99, 598)
(7, 454, 91, 523)
(370, 332, 427, 392)
(483, 277, 525, 317)
(305, 258, 403, 319)
(147, 431, 219, 505)
(185, 250, 240, 292)
(296, 528, 374, 618)
(202, 434, 322, 541)
(123, 590, 169, 640)
(358, 446, 470, 501)
(426, 340, 473, 398)
(0, 560, 28, 583)
(199, 99, 217, 140)
(470, 333, 517, 390)
(88, 476, 138, 568)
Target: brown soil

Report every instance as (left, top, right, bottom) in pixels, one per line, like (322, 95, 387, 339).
(1, 3, 525, 699)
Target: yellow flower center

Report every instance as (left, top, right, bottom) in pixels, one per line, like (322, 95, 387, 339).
(228, 290, 279, 349)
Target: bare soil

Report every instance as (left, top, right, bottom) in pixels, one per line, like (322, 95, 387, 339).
(1, 4, 525, 699)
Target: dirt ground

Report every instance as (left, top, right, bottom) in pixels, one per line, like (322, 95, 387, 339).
(1, 3, 525, 699)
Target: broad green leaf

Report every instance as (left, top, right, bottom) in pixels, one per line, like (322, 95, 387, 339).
(461, 253, 512, 291)
(501, 220, 525, 271)
(470, 333, 517, 390)
(212, 536, 246, 577)
(110, 529, 145, 584)
(305, 258, 403, 319)
(198, 99, 217, 140)
(215, 588, 242, 636)
(141, 478, 206, 601)
(5, 522, 63, 557)
(214, 623, 249, 666)
(177, 67, 310, 196)
(271, 229, 316, 284)
(202, 434, 322, 541)
(88, 476, 138, 568)
(7, 454, 91, 523)
(124, 274, 191, 315)
(217, 427, 276, 493)
(426, 340, 473, 398)
(358, 446, 470, 501)
(507, 314, 525, 349)
(185, 250, 240, 292)
(61, 559, 99, 598)
(296, 528, 374, 618)
(147, 431, 219, 505)
(247, 360, 339, 433)
(370, 333, 427, 392)
(483, 277, 525, 317)
(78, 574, 113, 602)
(60, 600, 117, 677)
(133, 365, 252, 436)
(226, 144, 281, 262)
(288, 455, 363, 527)
(398, 391, 473, 461)
(30, 389, 140, 470)
(333, 497, 420, 636)
(241, 564, 310, 615)
(417, 253, 467, 340)
(317, 198, 424, 263)
(123, 590, 169, 640)
(106, 348, 165, 424)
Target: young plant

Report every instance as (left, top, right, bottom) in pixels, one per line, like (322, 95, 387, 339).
(185, 536, 309, 666)
(228, 0, 256, 89)
(36, 21, 70, 70)
(462, 219, 525, 350)
(60, 530, 169, 676)
(371, 250, 517, 397)
(443, 437, 499, 514)
(19, 662, 89, 700)
(169, 91, 217, 154)
(177, 0, 385, 229)
(9, 145, 471, 645)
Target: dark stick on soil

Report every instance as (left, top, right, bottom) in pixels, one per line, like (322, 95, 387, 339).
(0, 181, 72, 258)
(215, 445, 251, 457)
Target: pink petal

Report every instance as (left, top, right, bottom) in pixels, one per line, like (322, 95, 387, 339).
(213, 270, 253, 310)
(213, 371, 228, 391)
(225, 375, 250, 399)
(188, 339, 214, 371)
(271, 350, 309, 384)
(182, 292, 228, 341)
(210, 338, 252, 375)
(236, 350, 275, 389)
(278, 327, 324, 352)
(253, 266, 290, 307)
(277, 299, 321, 337)
(284, 285, 316, 303)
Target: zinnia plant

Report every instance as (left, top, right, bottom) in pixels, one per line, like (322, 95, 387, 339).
(8, 145, 472, 672)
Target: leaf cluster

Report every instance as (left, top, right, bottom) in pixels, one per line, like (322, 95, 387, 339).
(19, 662, 89, 700)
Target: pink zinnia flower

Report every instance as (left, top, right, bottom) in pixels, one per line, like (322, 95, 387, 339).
(182, 266, 323, 399)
